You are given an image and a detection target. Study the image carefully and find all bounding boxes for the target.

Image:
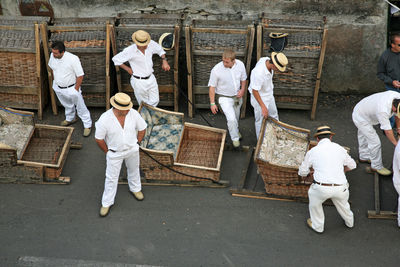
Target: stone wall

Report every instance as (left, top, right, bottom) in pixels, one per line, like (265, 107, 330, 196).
(1, 0, 388, 93)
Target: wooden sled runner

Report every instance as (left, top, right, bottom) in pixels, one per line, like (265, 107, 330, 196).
(0, 107, 79, 184)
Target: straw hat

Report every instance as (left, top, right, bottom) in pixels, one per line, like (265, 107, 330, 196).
(110, 93, 133, 110)
(269, 32, 288, 39)
(159, 32, 175, 50)
(271, 52, 288, 72)
(132, 30, 151, 46)
(314, 125, 335, 138)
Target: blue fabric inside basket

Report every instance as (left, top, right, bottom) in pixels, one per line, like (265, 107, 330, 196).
(139, 105, 184, 159)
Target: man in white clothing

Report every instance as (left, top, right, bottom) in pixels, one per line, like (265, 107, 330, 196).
(208, 49, 247, 148)
(48, 41, 92, 137)
(249, 52, 288, 139)
(352, 91, 400, 176)
(95, 93, 147, 217)
(298, 126, 357, 234)
(392, 142, 400, 228)
(112, 30, 170, 107)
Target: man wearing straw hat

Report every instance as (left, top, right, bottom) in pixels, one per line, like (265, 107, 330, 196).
(298, 126, 356, 234)
(352, 91, 400, 176)
(248, 52, 288, 139)
(112, 30, 170, 107)
(48, 41, 92, 137)
(208, 49, 247, 148)
(95, 92, 147, 217)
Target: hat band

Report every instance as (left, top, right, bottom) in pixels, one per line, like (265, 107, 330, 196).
(136, 38, 148, 44)
(114, 99, 130, 107)
(316, 128, 331, 134)
(273, 54, 284, 68)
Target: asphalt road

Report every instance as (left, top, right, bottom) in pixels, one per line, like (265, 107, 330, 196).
(1, 94, 399, 266)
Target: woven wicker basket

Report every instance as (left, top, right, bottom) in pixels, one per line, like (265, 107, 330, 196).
(132, 103, 226, 183)
(113, 14, 182, 111)
(257, 14, 327, 118)
(255, 117, 312, 198)
(185, 20, 255, 118)
(46, 17, 115, 109)
(0, 16, 50, 119)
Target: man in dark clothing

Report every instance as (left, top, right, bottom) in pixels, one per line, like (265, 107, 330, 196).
(377, 33, 400, 92)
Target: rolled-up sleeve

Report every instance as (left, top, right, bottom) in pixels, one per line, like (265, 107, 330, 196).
(208, 66, 218, 87)
(95, 118, 107, 140)
(150, 40, 166, 57)
(343, 151, 357, 170)
(298, 151, 312, 176)
(377, 112, 392, 131)
(112, 47, 132, 66)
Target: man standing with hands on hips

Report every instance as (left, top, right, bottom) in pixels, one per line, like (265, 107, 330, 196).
(112, 30, 170, 107)
(208, 49, 247, 148)
(48, 41, 92, 137)
(248, 52, 288, 139)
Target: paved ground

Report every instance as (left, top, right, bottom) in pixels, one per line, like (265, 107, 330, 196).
(1, 94, 400, 266)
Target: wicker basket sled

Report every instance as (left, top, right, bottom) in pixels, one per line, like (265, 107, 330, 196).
(254, 117, 312, 199)
(185, 20, 255, 118)
(43, 17, 115, 113)
(119, 103, 227, 186)
(0, 107, 74, 184)
(0, 16, 50, 119)
(257, 14, 328, 120)
(112, 14, 182, 111)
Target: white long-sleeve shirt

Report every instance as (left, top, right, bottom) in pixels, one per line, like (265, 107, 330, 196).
(112, 40, 165, 77)
(352, 91, 400, 131)
(298, 138, 356, 184)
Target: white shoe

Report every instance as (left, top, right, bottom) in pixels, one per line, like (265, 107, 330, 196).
(233, 140, 240, 148)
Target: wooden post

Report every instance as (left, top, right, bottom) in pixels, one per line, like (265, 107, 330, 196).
(310, 28, 328, 120)
(40, 23, 57, 115)
(240, 25, 255, 119)
(173, 25, 180, 112)
(256, 24, 263, 61)
(105, 23, 111, 109)
(34, 23, 43, 120)
(109, 25, 121, 92)
(185, 26, 194, 118)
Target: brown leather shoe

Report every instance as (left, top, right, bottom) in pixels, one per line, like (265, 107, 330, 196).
(307, 218, 323, 234)
(132, 191, 144, 201)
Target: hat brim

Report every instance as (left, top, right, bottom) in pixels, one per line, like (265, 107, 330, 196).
(132, 32, 150, 46)
(110, 96, 133, 110)
(271, 52, 286, 72)
(314, 131, 335, 138)
(158, 32, 175, 50)
(269, 32, 288, 38)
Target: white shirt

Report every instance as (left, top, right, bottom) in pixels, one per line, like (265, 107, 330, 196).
(208, 60, 247, 97)
(248, 57, 274, 99)
(112, 40, 165, 77)
(393, 142, 400, 185)
(352, 91, 400, 131)
(298, 138, 356, 184)
(95, 108, 147, 152)
(48, 51, 84, 87)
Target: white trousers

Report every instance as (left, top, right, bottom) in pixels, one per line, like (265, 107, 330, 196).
(130, 74, 159, 107)
(102, 149, 142, 207)
(394, 182, 400, 226)
(218, 96, 242, 142)
(308, 183, 354, 233)
(53, 84, 92, 128)
(250, 94, 279, 139)
(352, 116, 383, 170)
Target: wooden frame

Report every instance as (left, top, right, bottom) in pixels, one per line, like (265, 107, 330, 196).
(256, 15, 327, 120)
(0, 107, 76, 184)
(185, 20, 255, 118)
(111, 14, 182, 111)
(0, 17, 49, 119)
(43, 17, 114, 113)
(367, 171, 397, 219)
